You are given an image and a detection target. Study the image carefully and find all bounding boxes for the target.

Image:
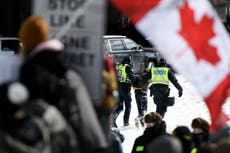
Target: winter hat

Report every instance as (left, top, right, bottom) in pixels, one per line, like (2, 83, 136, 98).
(146, 135, 183, 153)
(173, 126, 193, 153)
(173, 126, 192, 141)
(19, 16, 48, 57)
(191, 117, 210, 132)
(144, 112, 162, 127)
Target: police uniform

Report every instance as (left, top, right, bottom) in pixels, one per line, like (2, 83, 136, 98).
(146, 58, 183, 117)
(113, 56, 136, 126)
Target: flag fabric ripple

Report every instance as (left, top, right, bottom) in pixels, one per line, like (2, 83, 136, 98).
(110, 0, 230, 132)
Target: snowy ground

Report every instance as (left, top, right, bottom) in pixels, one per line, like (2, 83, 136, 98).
(115, 75, 230, 153)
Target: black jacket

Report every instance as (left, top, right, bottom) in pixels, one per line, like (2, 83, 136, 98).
(131, 121, 167, 153)
(19, 42, 107, 153)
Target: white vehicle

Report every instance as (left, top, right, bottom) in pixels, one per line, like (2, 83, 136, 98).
(0, 37, 21, 56)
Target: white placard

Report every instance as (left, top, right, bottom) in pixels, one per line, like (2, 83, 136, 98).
(33, 0, 106, 105)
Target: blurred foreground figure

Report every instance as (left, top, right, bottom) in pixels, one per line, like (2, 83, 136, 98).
(146, 135, 183, 153)
(98, 54, 124, 153)
(0, 81, 79, 153)
(18, 16, 107, 153)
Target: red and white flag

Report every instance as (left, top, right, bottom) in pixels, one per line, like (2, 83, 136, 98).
(110, 0, 230, 132)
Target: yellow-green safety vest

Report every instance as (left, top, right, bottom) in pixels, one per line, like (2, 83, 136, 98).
(190, 148, 198, 153)
(135, 145, 144, 152)
(116, 64, 131, 83)
(149, 67, 169, 85)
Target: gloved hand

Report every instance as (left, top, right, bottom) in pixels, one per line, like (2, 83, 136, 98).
(178, 89, 183, 97)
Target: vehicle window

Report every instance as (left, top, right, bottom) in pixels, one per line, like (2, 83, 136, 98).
(1, 40, 20, 54)
(104, 39, 110, 52)
(124, 38, 137, 50)
(110, 39, 125, 51)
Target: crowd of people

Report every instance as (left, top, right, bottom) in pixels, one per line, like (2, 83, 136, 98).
(0, 15, 229, 153)
(131, 112, 230, 153)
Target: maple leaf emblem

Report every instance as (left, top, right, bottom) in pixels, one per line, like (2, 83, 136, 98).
(178, 2, 220, 65)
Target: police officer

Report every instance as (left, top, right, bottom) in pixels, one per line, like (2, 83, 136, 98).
(146, 58, 183, 117)
(113, 56, 136, 127)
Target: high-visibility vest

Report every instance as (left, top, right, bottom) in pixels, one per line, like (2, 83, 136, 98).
(135, 145, 144, 152)
(116, 64, 131, 83)
(190, 148, 198, 153)
(149, 67, 169, 85)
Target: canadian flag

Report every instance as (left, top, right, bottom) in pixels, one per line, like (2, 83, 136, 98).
(110, 0, 230, 132)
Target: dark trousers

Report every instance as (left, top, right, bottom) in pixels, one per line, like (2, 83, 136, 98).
(114, 89, 132, 123)
(152, 89, 169, 118)
(134, 89, 147, 117)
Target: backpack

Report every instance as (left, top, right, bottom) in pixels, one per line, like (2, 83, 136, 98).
(23, 100, 81, 153)
(0, 116, 51, 153)
(0, 100, 81, 153)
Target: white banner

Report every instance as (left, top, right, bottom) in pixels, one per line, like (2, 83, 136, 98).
(33, 0, 107, 105)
